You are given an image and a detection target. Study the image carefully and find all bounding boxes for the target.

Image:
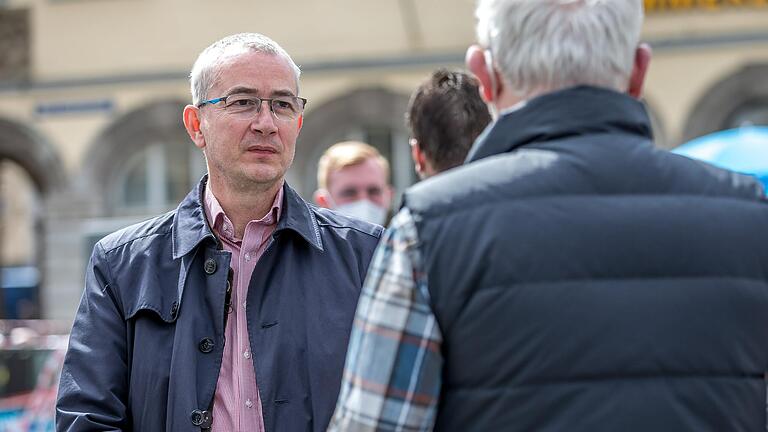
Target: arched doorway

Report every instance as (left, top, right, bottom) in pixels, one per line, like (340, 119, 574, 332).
(0, 118, 64, 318)
(81, 99, 205, 216)
(682, 64, 768, 143)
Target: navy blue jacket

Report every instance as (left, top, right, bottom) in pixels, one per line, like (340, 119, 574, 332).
(405, 86, 768, 431)
(56, 179, 382, 431)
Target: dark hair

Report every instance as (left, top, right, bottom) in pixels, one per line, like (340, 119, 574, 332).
(406, 69, 492, 173)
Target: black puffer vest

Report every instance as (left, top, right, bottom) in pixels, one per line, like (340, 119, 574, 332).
(405, 87, 768, 431)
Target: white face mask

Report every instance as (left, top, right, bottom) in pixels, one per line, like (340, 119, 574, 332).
(334, 199, 388, 226)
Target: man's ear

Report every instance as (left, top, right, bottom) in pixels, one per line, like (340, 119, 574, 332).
(313, 189, 332, 208)
(297, 114, 303, 130)
(628, 43, 652, 99)
(183, 105, 206, 149)
(410, 139, 426, 177)
(466, 44, 498, 103)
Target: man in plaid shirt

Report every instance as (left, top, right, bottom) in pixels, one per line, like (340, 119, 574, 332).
(329, 208, 443, 431)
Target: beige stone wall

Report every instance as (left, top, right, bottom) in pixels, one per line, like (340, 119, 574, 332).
(0, 1, 765, 172)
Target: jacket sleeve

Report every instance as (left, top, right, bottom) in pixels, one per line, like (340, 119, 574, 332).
(56, 241, 130, 431)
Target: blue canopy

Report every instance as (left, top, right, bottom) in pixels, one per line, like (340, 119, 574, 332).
(672, 126, 768, 187)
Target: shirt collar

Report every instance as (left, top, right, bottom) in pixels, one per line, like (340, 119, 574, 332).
(203, 180, 283, 242)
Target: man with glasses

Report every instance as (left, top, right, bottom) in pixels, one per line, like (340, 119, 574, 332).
(56, 33, 382, 432)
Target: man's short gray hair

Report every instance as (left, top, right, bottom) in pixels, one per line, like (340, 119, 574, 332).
(189, 33, 301, 105)
(476, 0, 643, 98)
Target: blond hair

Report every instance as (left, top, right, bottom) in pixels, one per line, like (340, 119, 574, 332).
(317, 141, 390, 190)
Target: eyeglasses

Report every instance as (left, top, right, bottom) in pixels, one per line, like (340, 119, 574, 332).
(197, 94, 308, 121)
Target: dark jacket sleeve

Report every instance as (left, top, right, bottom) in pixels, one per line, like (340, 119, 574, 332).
(56, 242, 130, 431)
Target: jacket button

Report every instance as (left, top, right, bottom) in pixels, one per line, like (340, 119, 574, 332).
(170, 301, 179, 319)
(198, 337, 214, 353)
(204, 258, 217, 275)
(190, 409, 212, 427)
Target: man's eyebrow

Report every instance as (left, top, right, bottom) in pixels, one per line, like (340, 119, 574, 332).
(224, 87, 297, 97)
(271, 89, 296, 97)
(224, 86, 258, 96)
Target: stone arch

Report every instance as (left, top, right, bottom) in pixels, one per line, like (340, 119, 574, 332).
(0, 118, 64, 318)
(682, 64, 768, 143)
(0, 117, 64, 195)
(79, 98, 193, 213)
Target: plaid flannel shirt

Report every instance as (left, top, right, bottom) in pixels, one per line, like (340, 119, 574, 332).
(328, 207, 444, 432)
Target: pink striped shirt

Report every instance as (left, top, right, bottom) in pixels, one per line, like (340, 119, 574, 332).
(204, 183, 283, 432)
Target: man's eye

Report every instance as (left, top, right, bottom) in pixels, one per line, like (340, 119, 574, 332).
(274, 100, 294, 110)
(228, 98, 257, 108)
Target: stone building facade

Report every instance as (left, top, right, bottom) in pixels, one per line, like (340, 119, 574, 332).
(0, 0, 765, 319)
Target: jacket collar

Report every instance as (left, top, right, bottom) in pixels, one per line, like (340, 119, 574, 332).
(274, 182, 324, 252)
(172, 176, 323, 259)
(466, 86, 653, 163)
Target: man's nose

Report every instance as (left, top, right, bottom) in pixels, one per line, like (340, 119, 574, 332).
(250, 101, 278, 134)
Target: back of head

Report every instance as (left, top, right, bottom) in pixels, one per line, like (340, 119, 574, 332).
(407, 69, 492, 173)
(476, 0, 643, 99)
(316, 141, 390, 190)
(189, 33, 301, 106)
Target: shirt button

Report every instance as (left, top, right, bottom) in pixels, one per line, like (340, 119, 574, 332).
(244, 350, 251, 359)
(245, 399, 253, 408)
(244, 253, 251, 262)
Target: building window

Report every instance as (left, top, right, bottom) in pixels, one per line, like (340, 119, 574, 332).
(0, 8, 30, 82)
(113, 141, 206, 215)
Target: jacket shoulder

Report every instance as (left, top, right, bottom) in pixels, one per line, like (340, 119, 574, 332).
(310, 204, 383, 240)
(96, 210, 176, 254)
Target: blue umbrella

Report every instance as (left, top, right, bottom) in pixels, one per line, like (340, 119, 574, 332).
(673, 126, 768, 187)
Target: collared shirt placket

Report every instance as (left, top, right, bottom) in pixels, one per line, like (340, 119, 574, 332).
(206, 184, 282, 432)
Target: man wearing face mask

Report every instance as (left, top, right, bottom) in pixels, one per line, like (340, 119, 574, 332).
(314, 141, 393, 226)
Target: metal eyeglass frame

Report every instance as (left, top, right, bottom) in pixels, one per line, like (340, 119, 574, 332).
(196, 94, 308, 120)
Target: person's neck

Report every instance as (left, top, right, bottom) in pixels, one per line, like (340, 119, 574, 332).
(493, 86, 550, 118)
(207, 176, 283, 239)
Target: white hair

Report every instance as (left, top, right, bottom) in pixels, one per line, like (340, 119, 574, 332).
(189, 33, 301, 105)
(476, 0, 643, 98)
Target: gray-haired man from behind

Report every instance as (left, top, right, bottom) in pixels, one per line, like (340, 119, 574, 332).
(329, 1, 768, 431)
(56, 33, 382, 431)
